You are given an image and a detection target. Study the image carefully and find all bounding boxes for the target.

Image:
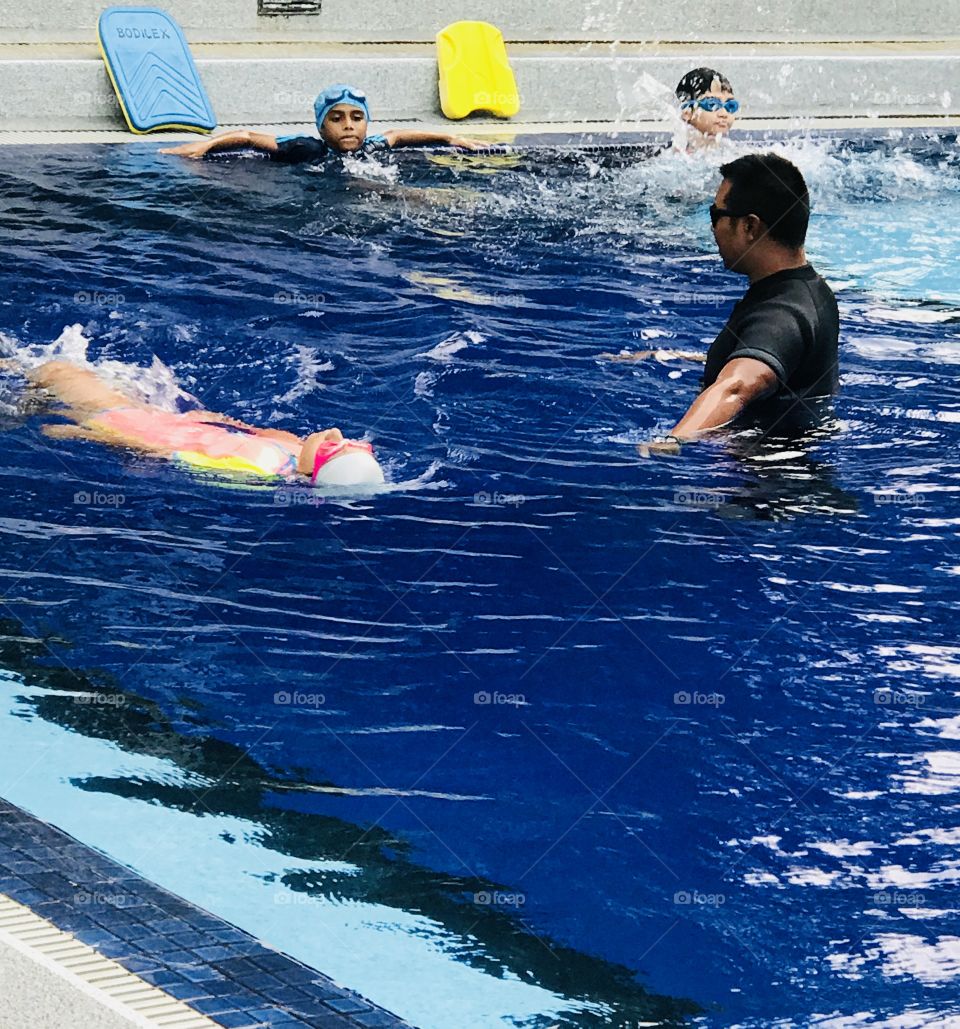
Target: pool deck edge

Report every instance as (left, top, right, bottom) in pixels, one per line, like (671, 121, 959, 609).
(0, 797, 411, 1029)
(0, 116, 958, 147)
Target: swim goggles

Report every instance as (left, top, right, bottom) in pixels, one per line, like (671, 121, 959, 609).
(314, 85, 370, 128)
(683, 97, 740, 114)
(311, 437, 374, 484)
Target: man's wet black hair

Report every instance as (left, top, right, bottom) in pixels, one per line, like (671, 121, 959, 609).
(719, 153, 810, 250)
(676, 67, 733, 103)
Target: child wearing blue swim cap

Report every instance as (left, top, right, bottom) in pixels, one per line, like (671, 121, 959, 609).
(163, 83, 485, 162)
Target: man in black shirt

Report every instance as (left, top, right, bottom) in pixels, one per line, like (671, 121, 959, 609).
(646, 153, 839, 453)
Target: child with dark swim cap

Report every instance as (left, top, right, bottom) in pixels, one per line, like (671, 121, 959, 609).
(163, 83, 485, 162)
(676, 67, 739, 147)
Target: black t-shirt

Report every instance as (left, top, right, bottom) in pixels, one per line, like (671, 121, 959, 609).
(271, 134, 390, 165)
(702, 265, 839, 400)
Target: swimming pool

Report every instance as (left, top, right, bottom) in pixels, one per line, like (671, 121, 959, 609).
(1, 130, 959, 1027)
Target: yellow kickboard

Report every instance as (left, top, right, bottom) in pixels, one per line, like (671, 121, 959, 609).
(436, 21, 520, 120)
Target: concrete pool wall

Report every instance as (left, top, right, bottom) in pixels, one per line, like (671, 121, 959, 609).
(0, 0, 958, 132)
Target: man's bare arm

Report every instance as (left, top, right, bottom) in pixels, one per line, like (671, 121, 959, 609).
(639, 357, 777, 455)
(672, 357, 777, 437)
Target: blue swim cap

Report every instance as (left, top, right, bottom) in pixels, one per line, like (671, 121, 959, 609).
(314, 84, 370, 130)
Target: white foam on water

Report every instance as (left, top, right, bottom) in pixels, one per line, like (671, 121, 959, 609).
(866, 307, 960, 325)
(0, 323, 195, 412)
(279, 344, 334, 403)
(420, 330, 483, 362)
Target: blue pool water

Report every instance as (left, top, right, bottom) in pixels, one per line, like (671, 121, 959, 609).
(1, 130, 959, 1027)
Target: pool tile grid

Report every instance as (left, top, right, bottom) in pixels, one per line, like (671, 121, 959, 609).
(0, 798, 409, 1029)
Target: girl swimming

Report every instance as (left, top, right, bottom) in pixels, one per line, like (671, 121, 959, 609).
(22, 359, 385, 488)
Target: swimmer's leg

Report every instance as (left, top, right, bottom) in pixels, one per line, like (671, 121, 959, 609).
(40, 423, 112, 443)
(27, 361, 143, 417)
(40, 419, 171, 456)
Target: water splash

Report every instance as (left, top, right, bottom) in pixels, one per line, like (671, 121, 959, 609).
(0, 323, 197, 411)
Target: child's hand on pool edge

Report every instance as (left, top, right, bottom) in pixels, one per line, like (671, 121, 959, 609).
(161, 131, 281, 160)
(446, 135, 489, 151)
(383, 129, 490, 152)
(160, 140, 212, 158)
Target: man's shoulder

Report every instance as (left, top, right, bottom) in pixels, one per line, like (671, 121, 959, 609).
(740, 266, 835, 316)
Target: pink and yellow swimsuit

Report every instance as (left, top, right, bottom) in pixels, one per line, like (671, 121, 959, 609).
(87, 407, 300, 478)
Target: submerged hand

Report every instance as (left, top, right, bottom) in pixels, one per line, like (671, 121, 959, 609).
(602, 350, 706, 363)
(637, 437, 684, 458)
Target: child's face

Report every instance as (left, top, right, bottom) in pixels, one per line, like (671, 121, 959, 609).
(683, 80, 738, 137)
(320, 104, 368, 152)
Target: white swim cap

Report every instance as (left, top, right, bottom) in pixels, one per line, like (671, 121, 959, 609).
(313, 448, 385, 487)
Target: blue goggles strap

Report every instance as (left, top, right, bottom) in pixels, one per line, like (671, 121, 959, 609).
(321, 86, 367, 106)
(683, 97, 740, 114)
(315, 85, 370, 127)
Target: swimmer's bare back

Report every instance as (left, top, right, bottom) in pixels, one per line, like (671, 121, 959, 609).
(600, 349, 707, 363)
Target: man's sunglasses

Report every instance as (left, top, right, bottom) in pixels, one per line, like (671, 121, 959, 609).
(683, 97, 741, 115)
(709, 204, 750, 228)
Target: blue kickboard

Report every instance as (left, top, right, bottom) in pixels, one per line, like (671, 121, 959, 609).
(98, 7, 216, 134)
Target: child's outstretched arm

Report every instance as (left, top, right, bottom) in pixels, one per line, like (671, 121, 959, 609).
(383, 129, 487, 151)
(187, 411, 302, 447)
(161, 130, 280, 159)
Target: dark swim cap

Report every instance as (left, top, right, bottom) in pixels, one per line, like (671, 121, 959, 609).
(676, 68, 734, 103)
